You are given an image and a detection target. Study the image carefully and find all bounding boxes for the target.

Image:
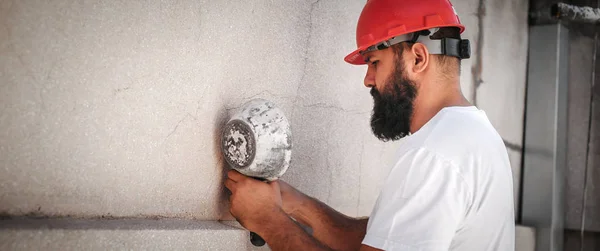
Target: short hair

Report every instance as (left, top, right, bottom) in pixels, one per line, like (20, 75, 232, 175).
(431, 27, 461, 76)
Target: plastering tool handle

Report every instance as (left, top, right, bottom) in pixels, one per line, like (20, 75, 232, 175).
(250, 232, 266, 246)
(249, 177, 268, 246)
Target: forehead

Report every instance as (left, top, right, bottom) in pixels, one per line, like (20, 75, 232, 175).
(361, 48, 396, 62)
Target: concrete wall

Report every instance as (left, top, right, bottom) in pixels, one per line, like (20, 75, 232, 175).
(565, 20, 600, 250)
(590, 40, 600, 232)
(528, 0, 600, 249)
(565, 28, 595, 231)
(0, 0, 529, 249)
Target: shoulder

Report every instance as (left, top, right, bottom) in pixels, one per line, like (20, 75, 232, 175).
(401, 107, 506, 164)
(425, 107, 501, 144)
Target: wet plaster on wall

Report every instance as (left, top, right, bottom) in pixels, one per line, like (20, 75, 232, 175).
(0, 0, 313, 219)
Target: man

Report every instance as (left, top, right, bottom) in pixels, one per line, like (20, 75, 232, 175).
(224, 0, 515, 250)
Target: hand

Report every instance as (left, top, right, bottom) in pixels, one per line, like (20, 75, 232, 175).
(224, 170, 284, 233)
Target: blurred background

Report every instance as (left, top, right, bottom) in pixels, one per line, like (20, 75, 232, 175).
(0, 0, 597, 250)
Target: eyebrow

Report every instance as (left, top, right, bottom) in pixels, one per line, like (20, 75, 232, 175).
(364, 56, 372, 64)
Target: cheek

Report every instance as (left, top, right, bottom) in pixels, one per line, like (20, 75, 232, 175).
(377, 72, 395, 93)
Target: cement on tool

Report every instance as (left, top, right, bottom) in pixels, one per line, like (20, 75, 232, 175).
(221, 99, 292, 181)
(222, 120, 256, 168)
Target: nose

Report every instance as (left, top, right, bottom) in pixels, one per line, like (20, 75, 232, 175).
(364, 65, 375, 88)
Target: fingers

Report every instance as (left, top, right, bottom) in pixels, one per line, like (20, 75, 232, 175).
(224, 178, 237, 193)
(227, 170, 245, 182)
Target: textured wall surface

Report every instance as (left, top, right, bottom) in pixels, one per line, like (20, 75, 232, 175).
(587, 31, 600, 232)
(0, 219, 252, 251)
(565, 31, 595, 231)
(1, 0, 529, 248)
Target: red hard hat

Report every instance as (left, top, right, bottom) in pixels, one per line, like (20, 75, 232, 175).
(344, 0, 465, 65)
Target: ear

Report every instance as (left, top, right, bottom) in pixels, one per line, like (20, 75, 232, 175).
(410, 43, 430, 74)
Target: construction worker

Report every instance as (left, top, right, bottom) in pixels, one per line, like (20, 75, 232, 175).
(225, 0, 515, 250)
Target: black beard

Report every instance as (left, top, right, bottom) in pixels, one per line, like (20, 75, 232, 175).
(370, 65, 418, 141)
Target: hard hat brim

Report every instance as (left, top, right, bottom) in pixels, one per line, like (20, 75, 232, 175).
(344, 48, 369, 65)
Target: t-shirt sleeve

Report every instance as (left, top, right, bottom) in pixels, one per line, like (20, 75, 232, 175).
(362, 148, 472, 251)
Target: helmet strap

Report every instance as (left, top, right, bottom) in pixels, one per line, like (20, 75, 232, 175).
(422, 37, 471, 59)
(361, 28, 471, 59)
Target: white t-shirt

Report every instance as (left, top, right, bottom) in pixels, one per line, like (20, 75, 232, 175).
(362, 106, 515, 251)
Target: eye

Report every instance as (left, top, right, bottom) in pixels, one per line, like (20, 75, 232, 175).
(370, 60, 379, 66)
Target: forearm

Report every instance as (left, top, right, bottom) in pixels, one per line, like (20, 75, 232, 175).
(290, 195, 368, 251)
(260, 208, 333, 251)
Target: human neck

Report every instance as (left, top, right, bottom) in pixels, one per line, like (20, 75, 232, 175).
(409, 79, 471, 134)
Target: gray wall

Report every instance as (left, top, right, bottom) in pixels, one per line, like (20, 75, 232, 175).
(527, 0, 600, 250)
(566, 27, 598, 232)
(0, 0, 529, 248)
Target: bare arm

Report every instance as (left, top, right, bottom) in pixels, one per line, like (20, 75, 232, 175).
(258, 208, 332, 251)
(224, 171, 380, 251)
(258, 207, 381, 251)
(279, 181, 369, 251)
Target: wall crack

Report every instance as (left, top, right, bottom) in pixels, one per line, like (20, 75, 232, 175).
(292, 0, 320, 117)
(240, 90, 295, 103)
(163, 113, 197, 145)
(301, 102, 368, 114)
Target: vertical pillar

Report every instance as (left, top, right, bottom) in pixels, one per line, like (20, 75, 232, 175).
(521, 23, 569, 251)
